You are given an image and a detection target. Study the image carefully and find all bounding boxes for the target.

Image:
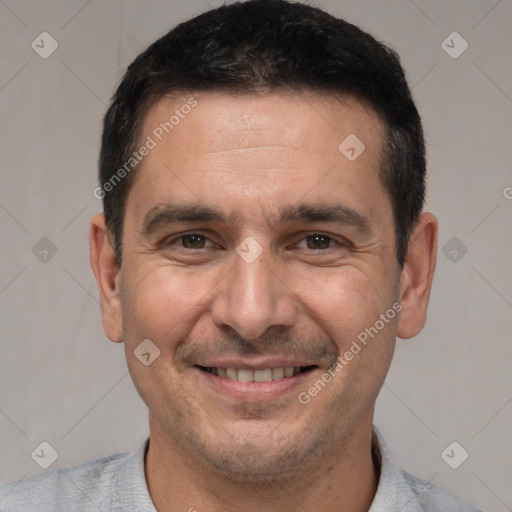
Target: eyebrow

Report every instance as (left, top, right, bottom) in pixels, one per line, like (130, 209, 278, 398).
(141, 201, 373, 237)
(276, 203, 373, 235)
(142, 203, 240, 236)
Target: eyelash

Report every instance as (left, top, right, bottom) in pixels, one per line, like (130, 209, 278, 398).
(164, 232, 348, 252)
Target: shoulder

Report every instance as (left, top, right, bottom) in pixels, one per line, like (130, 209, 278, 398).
(398, 468, 483, 512)
(0, 450, 134, 512)
(370, 426, 483, 512)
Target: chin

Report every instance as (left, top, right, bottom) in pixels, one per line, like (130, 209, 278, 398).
(191, 430, 321, 483)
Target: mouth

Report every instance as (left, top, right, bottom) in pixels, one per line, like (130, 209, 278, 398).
(196, 365, 317, 383)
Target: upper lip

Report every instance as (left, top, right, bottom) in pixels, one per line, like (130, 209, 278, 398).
(195, 357, 317, 371)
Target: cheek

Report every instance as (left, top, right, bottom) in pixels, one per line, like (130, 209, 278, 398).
(120, 263, 218, 348)
(119, 265, 211, 413)
(288, 264, 397, 349)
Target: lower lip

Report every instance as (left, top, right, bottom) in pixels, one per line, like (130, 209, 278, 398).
(195, 367, 315, 401)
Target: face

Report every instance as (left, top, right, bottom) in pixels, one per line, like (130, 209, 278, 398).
(94, 91, 421, 479)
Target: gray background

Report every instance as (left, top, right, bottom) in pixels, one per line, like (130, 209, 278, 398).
(1, 0, 511, 510)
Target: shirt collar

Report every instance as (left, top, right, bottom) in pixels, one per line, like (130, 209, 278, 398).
(369, 425, 420, 511)
(115, 436, 156, 511)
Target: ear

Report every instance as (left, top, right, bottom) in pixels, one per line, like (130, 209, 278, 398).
(396, 212, 438, 339)
(89, 213, 123, 343)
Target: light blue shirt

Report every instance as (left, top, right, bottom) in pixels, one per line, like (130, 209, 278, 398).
(0, 426, 482, 511)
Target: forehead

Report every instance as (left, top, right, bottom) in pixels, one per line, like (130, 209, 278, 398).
(127, 91, 389, 225)
(140, 90, 383, 159)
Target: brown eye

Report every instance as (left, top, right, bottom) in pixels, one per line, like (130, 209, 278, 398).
(306, 234, 332, 250)
(181, 234, 206, 249)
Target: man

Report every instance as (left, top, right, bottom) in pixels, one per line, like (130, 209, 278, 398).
(0, 0, 482, 510)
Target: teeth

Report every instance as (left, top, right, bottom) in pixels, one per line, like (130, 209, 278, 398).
(284, 367, 294, 378)
(237, 369, 253, 382)
(271, 367, 284, 380)
(226, 368, 238, 380)
(210, 366, 303, 382)
(254, 369, 272, 382)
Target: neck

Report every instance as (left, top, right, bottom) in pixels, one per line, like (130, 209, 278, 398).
(144, 413, 379, 512)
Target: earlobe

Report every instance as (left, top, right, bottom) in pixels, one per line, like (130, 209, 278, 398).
(89, 213, 124, 343)
(396, 212, 438, 339)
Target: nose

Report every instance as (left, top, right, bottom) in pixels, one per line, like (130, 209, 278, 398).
(210, 248, 297, 340)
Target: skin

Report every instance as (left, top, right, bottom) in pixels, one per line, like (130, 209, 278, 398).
(90, 91, 437, 512)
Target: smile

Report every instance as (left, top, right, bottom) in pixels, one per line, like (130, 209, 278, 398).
(197, 365, 316, 382)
